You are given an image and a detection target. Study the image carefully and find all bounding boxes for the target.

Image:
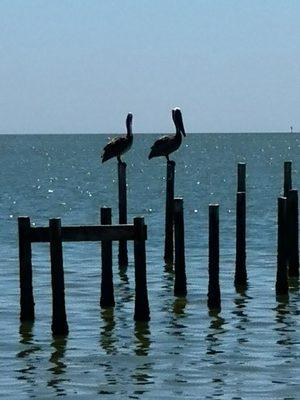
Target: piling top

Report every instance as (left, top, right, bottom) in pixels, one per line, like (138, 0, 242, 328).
(133, 216, 147, 240)
(18, 216, 31, 228)
(49, 218, 62, 229)
(237, 163, 246, 192)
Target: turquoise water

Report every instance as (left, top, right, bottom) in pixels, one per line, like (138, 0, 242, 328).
(0, 133, 299, 399)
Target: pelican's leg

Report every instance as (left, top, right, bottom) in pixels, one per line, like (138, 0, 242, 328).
(166, 155, 175, 166)
(118, 156, 126, 167)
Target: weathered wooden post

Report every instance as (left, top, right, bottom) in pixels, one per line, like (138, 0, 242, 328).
(284, 161, 292, 197)
(133, 217, 150, 321)
(100, 207, 115, 308)
(237, 162, 246, 192)
(207, 204, 221, 312)
(173, 198, 187, 296)
(18, 216, 35, 321)
(235, 191, 247, 287)
(164, 160, 175, 266)
(287, 189, 299, 278)
(118, 161, 128, 267)
(276, 197, 289, 296)
(49, 218, 69, 335)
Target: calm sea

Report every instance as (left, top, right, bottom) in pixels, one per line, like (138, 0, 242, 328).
(0, 133, 299, 399)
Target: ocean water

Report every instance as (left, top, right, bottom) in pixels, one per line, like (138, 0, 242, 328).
(0, 132, 299, 399)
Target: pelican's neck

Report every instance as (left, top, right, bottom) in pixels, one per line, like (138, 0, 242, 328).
(126, 124, 132, 138)
(175, 127, 181, 138)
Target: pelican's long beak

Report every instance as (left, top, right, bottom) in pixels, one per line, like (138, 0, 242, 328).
(126, 113, 133, 135)
(173, 107, 186, 136)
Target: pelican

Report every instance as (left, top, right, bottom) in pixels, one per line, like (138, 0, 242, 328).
(148, 108, 186, 162)
(101, 113, 133, 164)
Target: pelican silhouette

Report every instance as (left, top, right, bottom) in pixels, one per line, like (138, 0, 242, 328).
(101, 113, 133, 164)
(148, 108, 185, 162)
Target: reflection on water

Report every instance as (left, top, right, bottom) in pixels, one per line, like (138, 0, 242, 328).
(100, 308, 118, 354)
(47, 336, 68, 396)
(206, 311, 226, 356)
(16, 322, 40, 387)
(172, 297, 187, 317)
(162, 265, 175, 292)
(169, 297, 187, 343)
(273, 298, 297, 348)
(232, 289, 251, 331)
(18, 322, 35, 354)
(134, 321, 151, 356)
(132, 322, 154, 396)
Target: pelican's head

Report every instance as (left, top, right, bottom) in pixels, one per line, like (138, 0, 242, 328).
(126, 113, 133, 135)
(172, 107, 186, 136)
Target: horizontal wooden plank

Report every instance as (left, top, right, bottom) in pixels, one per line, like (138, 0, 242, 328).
(29, 224, 147, 243)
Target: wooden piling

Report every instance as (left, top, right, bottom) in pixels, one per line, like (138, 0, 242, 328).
(237, 162, 246, 192)
(118, 161, 128, 267)
(276, 197, 289, 296)
(173, 198, 187, 297)
(49, 218, 69, 336)
(100, 207, 115, 308)
(164, 160, 175, 266)
(287, 189, 299, 278)
(133, 217, 150, 322)
(235, 191, 247, 287)
(284, 161, 292, 197)
(18, 216, 35, 321)
(207, 204, 221, 311)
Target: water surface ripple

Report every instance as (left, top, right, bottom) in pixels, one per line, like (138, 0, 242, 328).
(0, 133, 299, 399)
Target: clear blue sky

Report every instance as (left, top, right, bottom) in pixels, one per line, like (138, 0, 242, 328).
(1, 1, 299, 133)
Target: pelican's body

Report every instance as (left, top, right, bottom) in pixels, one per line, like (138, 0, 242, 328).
(102, 113, 133, 164)
(148, 108, 186, 162)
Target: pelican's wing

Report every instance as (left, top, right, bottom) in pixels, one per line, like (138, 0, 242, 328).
(148, 135, 173, 159)
(150, 135, 171, 152)
(101, 136, 129, 162)
(102, 136, 121, 152)
(151, 136, 170, 150)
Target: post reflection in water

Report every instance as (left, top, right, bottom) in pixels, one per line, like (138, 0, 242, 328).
(205, 311, 226, 356)
(172, 297, 187, 317)
(170, 297, 187, 341)
(16, 322, 41, 386)
(100, 308, 118, 354)
(274, 298, 295, 349)
(132, 321, 154, 397)
(205, 311, 227, 399)
(47, 335, 68, 396)
(162, 265, 175, 293)
(18, 321, 35, 355)
(134, 321, 151, 356)
(17, 322, 40, 387)
(232, 288, 251, 336)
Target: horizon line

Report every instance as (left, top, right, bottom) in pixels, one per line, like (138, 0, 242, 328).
(0, 131, 298, 135)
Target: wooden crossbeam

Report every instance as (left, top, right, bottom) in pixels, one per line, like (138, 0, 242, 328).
(29, 224, 147, 243)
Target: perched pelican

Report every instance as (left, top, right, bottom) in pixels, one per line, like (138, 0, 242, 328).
(148, 108, 186, 162)
(101, 113, 133, 164)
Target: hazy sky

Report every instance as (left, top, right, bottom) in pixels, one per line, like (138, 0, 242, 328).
(1, 1, 299, 133)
